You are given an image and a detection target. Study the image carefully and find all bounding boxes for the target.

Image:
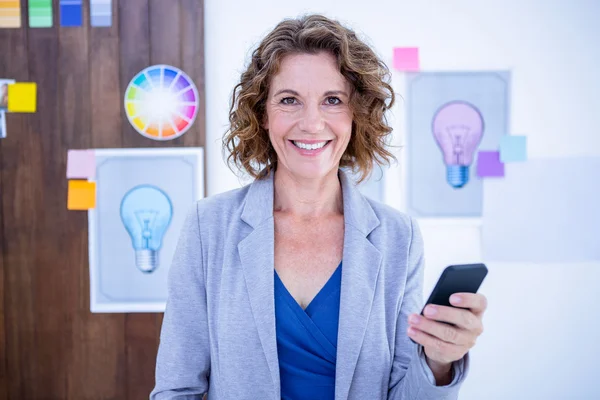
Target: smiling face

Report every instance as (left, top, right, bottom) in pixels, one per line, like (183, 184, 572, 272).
(263, 52, 353, 181)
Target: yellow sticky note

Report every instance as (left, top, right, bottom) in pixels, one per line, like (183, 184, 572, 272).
(7, 82, 37, 113)
(68, 180, 96, 210)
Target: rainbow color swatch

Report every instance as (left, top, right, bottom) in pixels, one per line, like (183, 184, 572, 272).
(124, 65, 199, 141)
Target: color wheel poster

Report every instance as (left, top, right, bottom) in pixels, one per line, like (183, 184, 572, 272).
(88, 148, 204, 313)
(405, 72, 510, 217)
(124, 65, 199, 141)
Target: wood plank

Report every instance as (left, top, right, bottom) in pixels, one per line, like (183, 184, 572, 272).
(27, 21, 67, 400)
(180, 0, 205, 149)
(89, 0, 122, 149)
(0, 133, 5, 400)
(0, 26, 11, 398)
(149, 0, 180, 67)
(0, 18, 31, 400)
(0, 25, 28, 400)
(125, 312, 160, 399)
(66, 0, 127, 399)
(119, 0, 154, 149)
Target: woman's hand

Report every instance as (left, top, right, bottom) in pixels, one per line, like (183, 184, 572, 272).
(407, 293, 487, 367)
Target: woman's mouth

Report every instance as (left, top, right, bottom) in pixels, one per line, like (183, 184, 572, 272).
(289, 140, 332, 156)
(291, 140, 330, 150)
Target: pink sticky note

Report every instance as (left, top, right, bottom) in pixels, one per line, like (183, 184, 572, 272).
(67, 149, 96, 179)
(393, 47, 420, 71)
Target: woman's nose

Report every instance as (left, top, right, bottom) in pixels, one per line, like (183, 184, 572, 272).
(298, 103, 325, 134)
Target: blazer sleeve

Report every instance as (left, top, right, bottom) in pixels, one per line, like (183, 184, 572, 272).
(150, 204, 210, 400)
(388, 217, 470, 399)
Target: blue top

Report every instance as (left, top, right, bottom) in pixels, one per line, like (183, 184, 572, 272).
(274, 262, 342, 400)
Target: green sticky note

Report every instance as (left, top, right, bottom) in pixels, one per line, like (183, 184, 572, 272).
(28, 0, 53, 28)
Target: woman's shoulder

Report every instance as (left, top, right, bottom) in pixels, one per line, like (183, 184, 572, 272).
(192, 183, 251, 222)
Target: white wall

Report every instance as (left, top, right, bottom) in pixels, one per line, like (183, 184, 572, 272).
(204, 1, 600, 398)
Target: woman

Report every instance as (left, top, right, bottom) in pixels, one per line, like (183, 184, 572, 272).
(151, 14, 487, 400)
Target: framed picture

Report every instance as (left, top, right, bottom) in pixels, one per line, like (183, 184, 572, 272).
(88, 147, 204, 312)
(0, 111, 6, 139)
(0, 79, 15, 110)
(405, 71, 510, 217)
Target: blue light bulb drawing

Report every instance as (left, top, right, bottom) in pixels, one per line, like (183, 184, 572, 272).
(120, 185, 173, 273)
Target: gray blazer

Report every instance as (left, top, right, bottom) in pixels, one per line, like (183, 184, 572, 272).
(151, 169, 470, 400)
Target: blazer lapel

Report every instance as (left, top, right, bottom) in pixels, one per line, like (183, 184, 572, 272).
(237, 169, 382, 400)
(238, 172, 281, 398)
(335, 169, 382, 400)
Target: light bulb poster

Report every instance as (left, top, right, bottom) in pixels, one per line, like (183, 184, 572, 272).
(88, 147, 204, 313)
(124, 64, 199, 141)
(405, 71, 510, 218)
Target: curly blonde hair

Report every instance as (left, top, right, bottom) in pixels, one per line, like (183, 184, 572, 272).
(223, 13, 396, 183)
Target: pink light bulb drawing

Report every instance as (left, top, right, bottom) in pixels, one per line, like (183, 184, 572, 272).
(432, 101, 484, 188)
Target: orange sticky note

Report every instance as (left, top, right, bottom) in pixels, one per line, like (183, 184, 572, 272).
(0, 0, 21, 28)
(68, 180, 96, 210)
(7, 82, 37, 112)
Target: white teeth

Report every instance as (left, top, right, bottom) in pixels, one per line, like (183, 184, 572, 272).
(292, 141, 328, 150)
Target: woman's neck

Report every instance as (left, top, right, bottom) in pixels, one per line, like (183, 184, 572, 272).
(272, 167, 343, 219)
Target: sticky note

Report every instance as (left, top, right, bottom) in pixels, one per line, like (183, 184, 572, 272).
(0, 0, 22, 28)
(67, 149, 95, 179)
(28, 0, 52, 28)
(68, 180, 96, 210)
(477, 151, 504, 177)
(7, 82, 37, 112)
(60, 0, 82, 27)
(393, 47, 420, 71)
(500, 135, 527, 162)
(90, 0, 111, 27)
(482, 158, 600, 262)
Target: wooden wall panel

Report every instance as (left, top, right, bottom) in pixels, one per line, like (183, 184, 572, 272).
(0, 1, 206, 399)
(0, 139, 5, 400)
(78, 0, 127, 398)
(180, 0, 205, 149)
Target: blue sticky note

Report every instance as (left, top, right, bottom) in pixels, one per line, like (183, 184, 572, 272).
(482, 158, 600, 263)
(90, 0, 112, 27)
(500, 135, 527, 162)
(60, 1, 82, 27)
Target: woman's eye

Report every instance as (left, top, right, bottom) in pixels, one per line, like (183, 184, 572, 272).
(280, 97, 296, 105)
(326, 97, 341, 105)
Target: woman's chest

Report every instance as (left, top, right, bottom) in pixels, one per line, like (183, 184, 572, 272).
(273, 215, 344, 310)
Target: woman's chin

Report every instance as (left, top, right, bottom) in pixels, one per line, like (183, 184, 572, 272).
(287, 165, 338, 181)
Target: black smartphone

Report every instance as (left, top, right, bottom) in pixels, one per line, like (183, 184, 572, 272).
(410, 263, 488, 342)
(421, 263, 488, 316)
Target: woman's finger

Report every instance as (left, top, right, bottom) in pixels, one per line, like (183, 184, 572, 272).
(422, 305, 483, 333)
(408, 314, 473, 346)
(406, 326, 463, 364)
